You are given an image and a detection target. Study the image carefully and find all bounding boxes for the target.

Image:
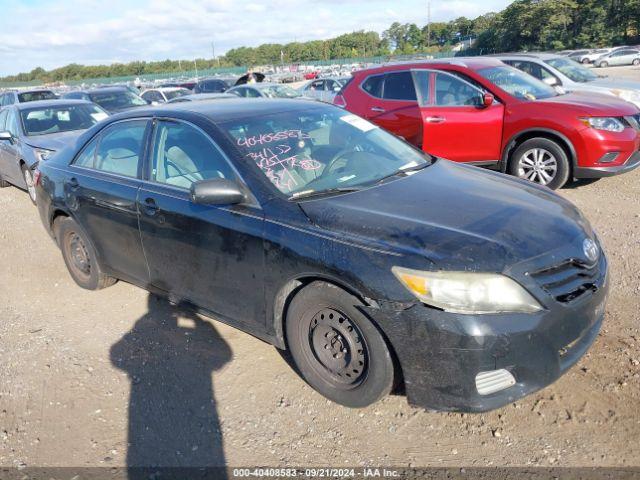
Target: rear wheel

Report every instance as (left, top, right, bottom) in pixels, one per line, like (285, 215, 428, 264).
(21, 164, 36, 205)
(285, 281, 395, 408)
(582, 58, 591, 64)
(633, 58, 640, 66)
(54, 216, 116, 290)
(599, 61, 608, 68)
(509, 138, 570, 190)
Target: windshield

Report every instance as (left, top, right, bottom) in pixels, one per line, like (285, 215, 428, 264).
(546, 57, 598, 83)
(89, 90, 148, 110)
(478, 65, 557, 100)
(18, 91, 57, 102)
(260, 85, 301, 98)
(219, 107, 429, 197)
(164, 89, 190, 100)
(20, 104, 108, 136)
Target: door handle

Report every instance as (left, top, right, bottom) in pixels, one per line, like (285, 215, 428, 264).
(426, 116, 446, 124)
(67, 177, 79, 190)
(370, 106, 385, 113)
(142, 197, 159, 216)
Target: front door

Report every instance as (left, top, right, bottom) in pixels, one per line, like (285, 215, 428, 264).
(137, 119, 266, 326)
(416, 70, 504, 163)
(66, 119, 150, 283)
(0, 109, 24, 184)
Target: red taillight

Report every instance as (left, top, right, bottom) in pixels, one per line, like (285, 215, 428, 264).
(333, 94, 347, 108)
(34, 169, 42, 187)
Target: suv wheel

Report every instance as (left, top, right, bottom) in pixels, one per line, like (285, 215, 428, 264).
(21, 164, 36, 205)
(285, 281, 395, 408)
(509, 138, 570, 190)
(54, 216, 117, 290)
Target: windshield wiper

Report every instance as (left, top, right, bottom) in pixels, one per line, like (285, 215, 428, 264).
(372, 162, 430, 186)
(289, 187, 362, 200)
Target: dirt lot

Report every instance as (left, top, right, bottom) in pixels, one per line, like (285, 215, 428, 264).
(1, 68, 640, 471)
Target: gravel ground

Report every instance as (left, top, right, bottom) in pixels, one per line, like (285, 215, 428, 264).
(1, 67, 639, 470)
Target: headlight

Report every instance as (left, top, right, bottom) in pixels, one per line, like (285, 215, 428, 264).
(391, 267, 543, 314)
(611, 89, 640, 105)
(579, 117, 625, 133)
(34, 148, 55, 162)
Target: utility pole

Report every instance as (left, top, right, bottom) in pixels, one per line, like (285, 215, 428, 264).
(427, 0, 431, 48)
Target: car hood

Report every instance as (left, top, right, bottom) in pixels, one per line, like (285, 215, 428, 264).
(299, 161, 593, 271)
(24, 130, 84, 151)
(537, 91, 638, 116)
(588, 77, 640, 91)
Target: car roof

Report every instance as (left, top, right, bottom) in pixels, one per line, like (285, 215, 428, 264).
(176, 93, 237, 101)
(14, 99, 92, 110)
(490, 52, 561, 61)
(115, 97, 328, 123)
(357, 57, 505, 74)
(75, 86, 131, 94)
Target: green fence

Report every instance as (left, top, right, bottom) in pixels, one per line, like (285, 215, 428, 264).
(0, 48, 494, 89)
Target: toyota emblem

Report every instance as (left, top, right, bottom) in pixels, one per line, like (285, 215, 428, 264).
(583, 238, 599, 263)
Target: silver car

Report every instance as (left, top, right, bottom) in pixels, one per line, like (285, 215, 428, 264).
(494, 53, 640, 108)
(300, 77, 350, 103)
(594, 48, 640, 67)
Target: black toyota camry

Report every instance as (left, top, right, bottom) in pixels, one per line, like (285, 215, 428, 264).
(35, 99, 608, 412)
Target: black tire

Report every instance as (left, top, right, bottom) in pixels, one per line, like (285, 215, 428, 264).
(285, 281, 395, 408)
(509, 138, 570, 190)
(582, 58, 590, 64)
(599, 61, 608, 68)
(633, 59, 640, 66)
(54, 216, 117, 290)
(21, 163, 36, 205)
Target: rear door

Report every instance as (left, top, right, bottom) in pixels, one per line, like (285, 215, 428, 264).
(415, 70, 504, 163)
(363, 71, 423, 148)
(66, 119, 150, 283)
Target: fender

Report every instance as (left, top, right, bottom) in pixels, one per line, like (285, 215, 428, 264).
(500, 128, 577, 173)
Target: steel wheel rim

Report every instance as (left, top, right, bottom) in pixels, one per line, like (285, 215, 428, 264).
(23, 168, 36, 202)
(517, 148, 558, 186)
(307, 307, 368, 388)
(64, 231, 91, 280)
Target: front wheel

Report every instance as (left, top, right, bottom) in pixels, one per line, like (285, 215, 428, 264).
(285, 281, 395, 408)
(21, 164, 36, 205)
(633, 58, 640, 66)
(599, 61, 608, 68)
(582, 58, 591, 64)
(509, 138, 570, 190)
(54, 216, 117, 290)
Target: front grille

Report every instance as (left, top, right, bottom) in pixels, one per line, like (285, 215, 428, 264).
(530, 259, 599, 303)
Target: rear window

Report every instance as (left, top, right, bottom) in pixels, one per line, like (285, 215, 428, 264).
(361, 75, 384, 98)
(383, 72, 417, 101)
(20, 104, 108, 136)
(18, 91, 57, 103)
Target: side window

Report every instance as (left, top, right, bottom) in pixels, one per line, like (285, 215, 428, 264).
(434, 72, 483, 107)
(6, 110, 20, 136)
(93, 120, 147, 177)
(73, 136, 99, 168)
(383, 72, 417, 101)
(232, 87, 247, 97)
(0, 109, 8, 131)
(151, 121, 234, 189)
(361, 74, 384, 98)
(311, 80, 325, 91)
(245, 88, 261, 98)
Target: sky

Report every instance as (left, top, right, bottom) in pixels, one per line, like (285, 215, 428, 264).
(0, 0, 513, 76)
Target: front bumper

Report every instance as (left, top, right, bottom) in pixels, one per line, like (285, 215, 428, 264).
(575, 151, 640, 178)
(364, 250, 608, 413)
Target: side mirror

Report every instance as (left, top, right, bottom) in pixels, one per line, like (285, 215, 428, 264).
(543, 77, 560, 87)
(482, 93, 495, 108)
(190, 178, 246, 206)
(0, 131, 13, 143)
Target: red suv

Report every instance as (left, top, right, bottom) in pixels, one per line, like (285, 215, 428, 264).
(336, 58, 640, 189)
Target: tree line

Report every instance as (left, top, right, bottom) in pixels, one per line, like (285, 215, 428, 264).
(1, 0, 638, 84)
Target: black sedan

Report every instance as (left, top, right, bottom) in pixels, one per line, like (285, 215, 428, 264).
(34, 99, 608, 412)
(0, 100, 108, 203)
(62, 87, 148, 114)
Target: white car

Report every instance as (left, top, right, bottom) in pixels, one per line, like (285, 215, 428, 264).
(140, 87, 190, 104)
(577, 48, 615, 64)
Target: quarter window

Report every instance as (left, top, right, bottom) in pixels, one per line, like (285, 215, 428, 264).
(361, 75, 384, 98)
(151, 121, 234, 189)
(5, 110, 20, 136)
(383, 72, 417, 101)
(84, 120, 147, 177)
(73, 137, 99, 169)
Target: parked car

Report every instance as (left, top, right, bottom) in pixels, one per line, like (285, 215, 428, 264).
(62, 87, 148, 114)
(193, 78, 231, 94)
(159, 81, 197, 91)
(300, 77, 351, 103)
(140, 87, 190, 104)
(0, 89, 58, 107)
(495, 53, 640, 108)
(168, 93, 237, 103)
(35, 99, 608, 412)
(336, 58, 640, 189)
(573, 48, 614, 64)
(227, 83, 303, 99)
(0, 100, 108, 203)
(567, 49, 592, 63)
(594, 48, 640, 67)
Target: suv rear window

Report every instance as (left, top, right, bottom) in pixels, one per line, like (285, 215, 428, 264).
(383, 72, 417, 101)
(361, 75, 384, 98)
